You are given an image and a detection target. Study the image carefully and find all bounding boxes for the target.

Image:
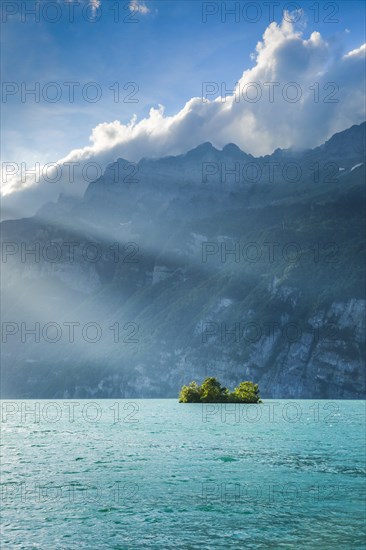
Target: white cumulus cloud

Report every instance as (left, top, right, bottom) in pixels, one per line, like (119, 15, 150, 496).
(129, 1, 150, 15)
(343, 43, 366, 58)
(2, 14, 365, 219)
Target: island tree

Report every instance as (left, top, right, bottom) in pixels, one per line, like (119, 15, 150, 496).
(179, 377, 261, 403)
(230, 381, 261, 403)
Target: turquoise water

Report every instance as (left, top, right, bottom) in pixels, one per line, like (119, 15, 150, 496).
(1, 400, 365, 549)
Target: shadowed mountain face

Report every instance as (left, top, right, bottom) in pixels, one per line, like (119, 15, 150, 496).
(1, 122, 365, 398)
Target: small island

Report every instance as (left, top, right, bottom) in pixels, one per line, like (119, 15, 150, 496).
(179, 377, 262, 403)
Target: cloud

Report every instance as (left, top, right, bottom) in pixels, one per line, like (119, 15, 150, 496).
(343, 43, 366, 58)
(129, 1, 150, 15)
(90, 0, 101, 14)
(2, 14, 365, 218)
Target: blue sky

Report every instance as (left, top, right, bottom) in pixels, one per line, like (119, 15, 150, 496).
(2, 1, 365, 164)
(1, 0, 365, 217)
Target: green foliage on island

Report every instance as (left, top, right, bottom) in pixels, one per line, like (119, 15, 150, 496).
(179, 377, 262, 403)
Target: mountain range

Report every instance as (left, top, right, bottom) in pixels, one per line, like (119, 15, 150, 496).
(1, 122, 365, 398)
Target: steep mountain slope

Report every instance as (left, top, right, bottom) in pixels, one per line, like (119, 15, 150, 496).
(1, 122, 365, 398)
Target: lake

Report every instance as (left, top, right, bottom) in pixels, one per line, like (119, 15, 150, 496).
(1, 400, 365, 549)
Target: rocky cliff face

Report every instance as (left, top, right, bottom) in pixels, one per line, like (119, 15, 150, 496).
(1, 123, 365, 398)
(115, 297, 365, 400)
